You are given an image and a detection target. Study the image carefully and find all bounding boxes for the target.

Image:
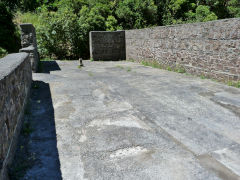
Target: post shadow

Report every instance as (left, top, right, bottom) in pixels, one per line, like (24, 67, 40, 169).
(9, 80, 62, 179)
(40, 61, 61, 74)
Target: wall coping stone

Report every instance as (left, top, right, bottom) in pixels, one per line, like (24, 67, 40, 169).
(0, 53, 29, 80)
(20, 45, 34, 52)
(126, 18, 240, 31)
(19, 23, 35, 33)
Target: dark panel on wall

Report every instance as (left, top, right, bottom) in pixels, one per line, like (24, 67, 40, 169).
(90, 31, 126, 61)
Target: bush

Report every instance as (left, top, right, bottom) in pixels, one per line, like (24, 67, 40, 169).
(195, 5, 217, 22)
(116, 0, 157, 29)
(0, 2, 20, 53)
(0, 47, 7, 58)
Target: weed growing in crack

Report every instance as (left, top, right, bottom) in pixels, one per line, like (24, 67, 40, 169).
(22, 121, 33, 136)
(200, 75, 207, 79)
(116, 65, 124, 69)
(127, 67, 132, 72)
(227, 81, 240, 88)
(88, 72, 93, 76)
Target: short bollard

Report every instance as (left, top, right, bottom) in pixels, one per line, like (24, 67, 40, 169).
(79, 58, 83, 67)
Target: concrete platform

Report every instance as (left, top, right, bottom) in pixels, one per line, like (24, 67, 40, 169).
(22, 60, 240, 179)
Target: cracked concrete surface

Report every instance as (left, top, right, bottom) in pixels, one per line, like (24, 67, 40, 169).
(21, 60, 240, 179)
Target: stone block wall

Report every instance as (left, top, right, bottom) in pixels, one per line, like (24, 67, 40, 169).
(20, 23, 39, 72)
(90, 31, 126, 61)
(0, 53, 32, 179)
(125, 18, 240, 82)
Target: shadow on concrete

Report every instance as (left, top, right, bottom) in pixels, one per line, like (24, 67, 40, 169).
(41, 61, 61, 74)
(9, 81, 62, 179)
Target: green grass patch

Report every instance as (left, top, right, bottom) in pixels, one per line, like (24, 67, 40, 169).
(228, 81, 240, 88)
(127, 67, 132, 72)
(14, 11, 41, 27)
(40, 58, 52, 61)
(141, 61, 163, 69)
(88, 72, 93, 76)
(200, 75, 207, 79)
(78, 65, 82, 69)
(116, 65, 124, 69)
(22, 122, 33, 136)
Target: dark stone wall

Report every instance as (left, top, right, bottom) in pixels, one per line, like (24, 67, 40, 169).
(0, 53, 32, 179)
(19, 24, 39, 72)
(125, 18, 240, 82)
(90, 31, 126, 61)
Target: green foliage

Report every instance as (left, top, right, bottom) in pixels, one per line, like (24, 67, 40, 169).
(228, 81, 240, 88)
(116, 0, 157, 29)
(13, 0, 240, 59)
(106, 15, 118, 31)
(195, 5, 217, 22)
(0, 47, 7, 58)
(227, 0, 240, 18)
(0, 2, 20, 54)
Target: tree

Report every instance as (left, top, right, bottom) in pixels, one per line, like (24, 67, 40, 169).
(115, 0, 157, 29)
(0, 1, 20, 55)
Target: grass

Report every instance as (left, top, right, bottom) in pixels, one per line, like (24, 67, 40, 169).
(14, 11, 41, 27)
(141, 61, 163, 69)
(200, 75, 207, 79)
(140, 60, 186, 74)
(78, 65, 82, 69)
(228, 81, 240, 88)
(127, 67, 131, 72)
(88, 72, 93, 76)
(40, 58, 53, 61)
(116, 65, 132, 72)
(22, 121, 33, 136)
(128, 59, 240, 89)
(116, 65, 124, 69)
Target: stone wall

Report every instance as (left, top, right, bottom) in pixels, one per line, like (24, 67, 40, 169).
(0, 53, 32, 179)
(90, 31, 126, 61)
(125, 18, 240, 82)
(20, 23, 39, 72)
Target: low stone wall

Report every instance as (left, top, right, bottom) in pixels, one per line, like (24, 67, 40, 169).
(90, 31, 126, 61)
(125, 18, 240, 82)
(0, 53, 32, 179)
(20, 23, 39, 72)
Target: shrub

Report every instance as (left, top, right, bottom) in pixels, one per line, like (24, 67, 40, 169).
(195, 5, 217, 22)
(0, 2, 20, 53)
(0, 47, 7, 58)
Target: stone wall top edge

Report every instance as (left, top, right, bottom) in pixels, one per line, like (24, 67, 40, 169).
(0, 53, 29, 80)
(20, 23, 34, 27)
(90, 30, 125, 33)
(20, 45, 35, 52)
(20, 23, 35, 32)
(125, 18, 240, 32)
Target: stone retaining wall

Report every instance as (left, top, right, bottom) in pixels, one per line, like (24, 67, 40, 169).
(20, 24, 39, 72)
(0, 53, 32, 179)
(125, 18, 240, 82)
(90, 31, 126, 61)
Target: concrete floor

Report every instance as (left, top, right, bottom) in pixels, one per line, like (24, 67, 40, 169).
(21, 60, 240, 179)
